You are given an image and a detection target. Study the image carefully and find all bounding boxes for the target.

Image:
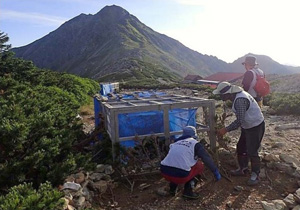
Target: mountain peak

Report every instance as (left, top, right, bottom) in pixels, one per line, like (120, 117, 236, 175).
(13, 5, 299, 82)
(95, 5, 130, 20)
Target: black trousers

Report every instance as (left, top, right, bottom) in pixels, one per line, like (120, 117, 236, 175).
(236, 121, 265, 174)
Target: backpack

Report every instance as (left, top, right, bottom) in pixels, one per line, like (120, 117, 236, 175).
(253, 73, 270, 97)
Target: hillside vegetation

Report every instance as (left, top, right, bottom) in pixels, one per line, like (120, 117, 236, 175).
(0, 48, 99, 193)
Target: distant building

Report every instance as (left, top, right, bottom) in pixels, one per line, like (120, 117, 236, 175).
(183, 74, 203, 83)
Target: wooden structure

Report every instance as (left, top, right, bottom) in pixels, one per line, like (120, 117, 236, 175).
(97, 94, 216, 159)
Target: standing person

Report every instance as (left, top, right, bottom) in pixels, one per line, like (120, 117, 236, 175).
(213, 82, 265, 186)
(241, 55, 265, 108)
(160, 126, 221, 199)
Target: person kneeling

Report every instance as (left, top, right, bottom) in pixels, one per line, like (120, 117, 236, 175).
(160, 126, 221, 199)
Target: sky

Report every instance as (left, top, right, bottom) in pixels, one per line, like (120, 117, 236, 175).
(1, 0, 300, 66)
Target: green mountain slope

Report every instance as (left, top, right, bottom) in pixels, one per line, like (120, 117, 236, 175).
(12, 5, 300, 80)
(12, 5, 231, 81)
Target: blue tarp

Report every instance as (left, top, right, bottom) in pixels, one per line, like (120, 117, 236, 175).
(118, 108, 196, 147)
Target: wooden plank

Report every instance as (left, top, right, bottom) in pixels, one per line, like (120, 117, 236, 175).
(208, 100, 216, 151)
(163, 107, 170, 146)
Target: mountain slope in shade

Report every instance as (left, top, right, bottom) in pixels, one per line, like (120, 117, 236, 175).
(12, 5, 231, 80)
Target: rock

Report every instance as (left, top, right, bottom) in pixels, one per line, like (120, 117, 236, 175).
(96, 164, 106, 173)
(261, 200, 288, 210)
(62, 182, 81, 191)
(76, 196, 85, 208)
(279, 154, 300, 167)
(105, 165, 114, 175)
(89, 172, 105, 181)
(260, 168, 267, 179)
(298, 181, 300, 187)
(85, 201, 92, 208)
(292, 205, 300, 210)
(261, 201, 275, 210)
(102, 174, 112, 181)
(273, 162, 294, 174)
(82, 186, 91, 201)
(263, 154, 280, 162)
(156, 187, 168, 196)
(65, 175, 75, 183)
(92, 180, 108, 193)
(62, 197, 69, 209)
(293, 168, 300, 179)
(294, 188, 300, 203)
(234, 185, 244, 192)
(67, 205, 76, 210)
(75, 172, 85, 184)
(283, 194, 297, 209)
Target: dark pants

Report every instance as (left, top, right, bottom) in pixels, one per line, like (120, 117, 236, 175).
(161, 161, 204, 195)
(236, 121, 265, 175)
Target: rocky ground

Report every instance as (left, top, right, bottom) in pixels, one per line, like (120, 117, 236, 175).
(76, 85, 300, 210)
(106, 103, 300, 210)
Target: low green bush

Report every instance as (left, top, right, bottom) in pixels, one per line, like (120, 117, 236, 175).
(0, 182, 64, 210)
(0, 54, 98, 189)
(269, 93, 300, 115)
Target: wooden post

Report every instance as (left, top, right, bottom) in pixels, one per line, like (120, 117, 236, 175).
(163, 107, 170, 146)
(208, 100, 216, 152)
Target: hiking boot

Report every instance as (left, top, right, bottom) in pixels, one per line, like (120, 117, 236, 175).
(247, 172, 260, 186)
(182, 192, 200, 200)
(169, 190, 176, 196)
(230, 167, 249, 176)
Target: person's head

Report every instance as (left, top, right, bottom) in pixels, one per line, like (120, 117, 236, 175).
(182, 126, 198, 140)
(242, 55, 258, 71)
(212, 81, 243, 101)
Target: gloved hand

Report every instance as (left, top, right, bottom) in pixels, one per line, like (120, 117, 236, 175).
(213, 169, 221, 181)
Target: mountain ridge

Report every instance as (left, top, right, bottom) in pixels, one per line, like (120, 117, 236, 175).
(12, 5, 300, 81)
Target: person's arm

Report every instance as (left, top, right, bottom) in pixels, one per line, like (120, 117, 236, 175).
(225, 98, 250, 132)
(242, 71, 254, 91)
(194, 143, 220, 180)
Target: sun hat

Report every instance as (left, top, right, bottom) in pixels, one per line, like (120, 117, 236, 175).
(242, 55, 258, 66)
(182, 126, 198, 140)
(212, 81, 243, 95)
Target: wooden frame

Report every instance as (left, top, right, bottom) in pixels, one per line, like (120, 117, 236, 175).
(98, 94, 216, 159)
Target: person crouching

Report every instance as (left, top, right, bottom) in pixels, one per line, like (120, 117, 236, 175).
(160, 126, 221, 199)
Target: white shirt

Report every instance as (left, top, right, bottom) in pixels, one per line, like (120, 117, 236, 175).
(232, 91, 264, 129)
(161, 138, 198, 171)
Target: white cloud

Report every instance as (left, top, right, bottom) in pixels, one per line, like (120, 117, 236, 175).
(1, 9, 67, 26)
